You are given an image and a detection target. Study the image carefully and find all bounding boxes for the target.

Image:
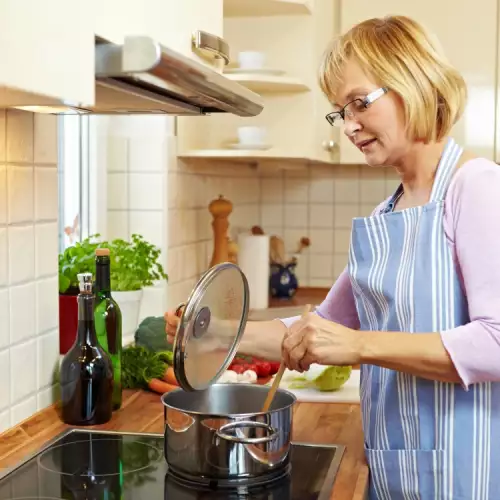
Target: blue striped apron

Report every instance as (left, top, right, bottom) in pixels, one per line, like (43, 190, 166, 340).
(348, 137, 500, 499)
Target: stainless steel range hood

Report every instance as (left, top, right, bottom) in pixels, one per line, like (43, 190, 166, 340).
(14, 34, 265, 117)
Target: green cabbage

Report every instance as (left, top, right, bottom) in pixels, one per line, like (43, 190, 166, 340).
(289, 365, 352, 392)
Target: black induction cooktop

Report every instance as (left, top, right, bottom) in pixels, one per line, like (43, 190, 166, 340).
(0, 429, 345, 500)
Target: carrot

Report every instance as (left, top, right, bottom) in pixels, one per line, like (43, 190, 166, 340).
(148, 378, 178, 394)
(163, 366, 179, 386)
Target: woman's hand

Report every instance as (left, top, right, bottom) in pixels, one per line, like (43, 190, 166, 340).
(164, 308, 182, 344)
(282, 314, 362, 372)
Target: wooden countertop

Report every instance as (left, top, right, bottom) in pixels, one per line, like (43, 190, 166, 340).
(269, 287, 329, 308)
(0, 390, 368, 499)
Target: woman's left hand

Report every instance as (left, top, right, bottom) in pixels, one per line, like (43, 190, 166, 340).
(282, 314, 362, 372)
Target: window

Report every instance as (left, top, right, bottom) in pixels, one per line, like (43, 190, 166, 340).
(58, 115, 105, 251)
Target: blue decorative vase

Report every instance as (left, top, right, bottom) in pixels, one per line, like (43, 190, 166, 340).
(270, 262, 298, 299)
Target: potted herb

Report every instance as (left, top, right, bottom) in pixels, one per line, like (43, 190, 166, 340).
(106, 234, 168, 344)
(58, 235, 103, 353)
(58, 233, 167, 352)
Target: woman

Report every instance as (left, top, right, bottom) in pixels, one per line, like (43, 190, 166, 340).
(166, 15, 500, 499)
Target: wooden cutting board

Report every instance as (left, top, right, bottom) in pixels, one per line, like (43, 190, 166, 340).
(268, 365, 361, 403)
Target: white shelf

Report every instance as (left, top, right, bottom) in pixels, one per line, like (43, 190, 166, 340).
(178, 149, 334, 166)
(224, 73, 310, 93)
(224, 0, 312, 17)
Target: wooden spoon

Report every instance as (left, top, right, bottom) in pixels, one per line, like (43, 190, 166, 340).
(261, 304, 312, 412)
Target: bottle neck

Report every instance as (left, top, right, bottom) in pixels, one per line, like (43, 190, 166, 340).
(77, 293, 98, 344)
(95, 256, 111, 296)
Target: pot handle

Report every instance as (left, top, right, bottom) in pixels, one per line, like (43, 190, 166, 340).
(215, 420, 278, 444)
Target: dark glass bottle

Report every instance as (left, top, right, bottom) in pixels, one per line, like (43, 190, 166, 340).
(60, 272, 113, 425)
(94, 248, 123, 410)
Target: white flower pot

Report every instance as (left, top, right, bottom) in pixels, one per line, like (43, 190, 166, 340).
(111, 289, 143, 346)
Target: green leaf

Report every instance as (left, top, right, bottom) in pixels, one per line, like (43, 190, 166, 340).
(58, 233, 168, 294)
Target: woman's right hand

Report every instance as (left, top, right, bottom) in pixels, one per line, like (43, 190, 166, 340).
(164, 308, 182, 344)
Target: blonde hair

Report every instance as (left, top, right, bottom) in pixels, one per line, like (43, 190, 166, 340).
(319, 15, 467, 143)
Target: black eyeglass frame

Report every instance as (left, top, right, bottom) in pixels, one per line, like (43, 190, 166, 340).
(325, 87, 389, 126)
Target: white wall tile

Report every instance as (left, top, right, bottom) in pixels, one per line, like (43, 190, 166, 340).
(0, 410, 10, 433)
(129, 211, 163, 249)
(107, 172, 129, 210)
(1, 109, 60, 429)
(284, 204, 308, 228)
(107, 211, 129, 240)
(0, 110, 5, 162)
(6, 110, 34, 164)
(129, 137, 166, 172)
(230, 205, 260, 232)
(309, 204, 334, 229)
(285, 178, 308, 203)
(261, 204, 283, 228)
(139, 286, 166, 320)
(36, 278, 58, 334)
(34, 114, 58, 164)
(0, 165, 6, 224)
(128, 173, 163, 210)
(0, 228, 7, 286)
(11, 395, 37, 427)
(34, 167, 58, 221)
(37, 329, 59, 389)
(34, 223, 58, 278)
(309, 254, 333, 280)
(309, 229, 334, 254)
(8, 225, 34, 284)
(309, 175, 334, 203)
(107, 136, 129, 172)
(0, 290, 9, 349)
(7, 165, 34, 223)
(10, 339, 36, 402)
(261, 177, 283, 203)
(37, 384, 58, 410)
(0, 349, 10, 411)
(9, 283, 35, 344)
(334, 204, 359, 229)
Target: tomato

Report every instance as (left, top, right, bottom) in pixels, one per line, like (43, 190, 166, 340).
(256, 362, 271, 378)
(269, 362, 281, 375)
(231, 364, 246, 374)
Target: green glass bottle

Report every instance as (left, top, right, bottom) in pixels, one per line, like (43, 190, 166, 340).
(94, 248, 123, 410)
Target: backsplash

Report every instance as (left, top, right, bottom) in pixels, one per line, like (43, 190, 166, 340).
(167, 158, 400, 306)
(0, 109, 60, 432)
(104, 115, 171, 324)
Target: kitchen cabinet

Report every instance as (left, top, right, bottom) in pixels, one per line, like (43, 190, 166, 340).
(95, 0, 225, 71)
(177, 0, 338, 167)
(0, 0, 94, 108)
(338, 0, 498, 163)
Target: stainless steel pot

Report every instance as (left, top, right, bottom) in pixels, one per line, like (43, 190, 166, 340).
(162, 383, 296, 483)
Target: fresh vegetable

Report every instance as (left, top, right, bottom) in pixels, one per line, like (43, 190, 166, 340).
(134, 316, 173, 352)
(122, 345, 174, 390)
(163, 366, 179, 386)
(229, 356, 280, 378)
(148, 379, 178, 394)
(288, 365, 352, 392)
(218, 369, 258, 384)
(269, 362, 281, 375)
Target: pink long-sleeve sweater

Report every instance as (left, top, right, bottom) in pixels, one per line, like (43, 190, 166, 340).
(280, 158, 500, 389)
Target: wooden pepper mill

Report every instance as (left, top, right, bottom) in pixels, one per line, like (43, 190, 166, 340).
(209, 195, 233, 268)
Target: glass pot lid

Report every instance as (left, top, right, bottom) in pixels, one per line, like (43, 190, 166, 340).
(173, 262, 250, 391)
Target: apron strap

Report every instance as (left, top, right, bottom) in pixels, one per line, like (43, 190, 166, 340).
(429, 137, 464, 202)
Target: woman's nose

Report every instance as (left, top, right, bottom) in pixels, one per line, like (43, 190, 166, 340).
(343, 116, 362, 137)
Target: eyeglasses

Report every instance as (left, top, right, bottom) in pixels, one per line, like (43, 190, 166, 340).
(325, 87, 388, 127)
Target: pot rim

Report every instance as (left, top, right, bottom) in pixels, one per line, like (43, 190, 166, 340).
(161, 383, 297, 418)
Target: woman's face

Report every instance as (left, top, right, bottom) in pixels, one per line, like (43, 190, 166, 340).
(334, 59, 409, 167)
